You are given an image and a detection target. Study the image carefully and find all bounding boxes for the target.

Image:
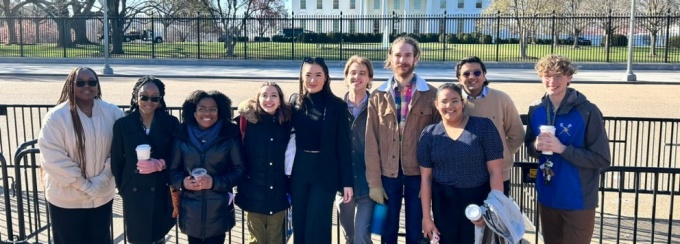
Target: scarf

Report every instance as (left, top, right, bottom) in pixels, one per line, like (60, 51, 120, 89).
(188, 120, 223, 152)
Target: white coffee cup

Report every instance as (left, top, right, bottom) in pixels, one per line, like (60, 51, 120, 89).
(465, 204, 482, 221)
(191, 168, 208, 179)
(539, 125, 556, 155)
(135, 144, 151, 160)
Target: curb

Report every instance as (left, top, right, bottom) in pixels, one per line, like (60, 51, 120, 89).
(0, 57, 679, 70)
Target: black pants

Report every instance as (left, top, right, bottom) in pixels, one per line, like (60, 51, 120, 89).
(48, 200, 113, 244)
(290, 151, 336, 244)
(431, 181, 489, 244)
(187, 234, 225, 244)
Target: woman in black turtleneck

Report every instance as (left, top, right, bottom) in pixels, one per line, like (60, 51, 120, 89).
(290, 57, 353, 244)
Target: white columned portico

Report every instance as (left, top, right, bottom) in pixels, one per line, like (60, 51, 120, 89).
(382, 0, 390, 47)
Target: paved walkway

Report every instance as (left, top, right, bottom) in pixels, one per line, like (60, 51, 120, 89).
(0, 62, 678, 84)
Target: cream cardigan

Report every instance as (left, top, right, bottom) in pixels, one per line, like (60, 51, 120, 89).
(38, 100, 124, 209)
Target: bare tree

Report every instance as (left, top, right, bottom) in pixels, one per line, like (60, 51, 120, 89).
(1, 0, 39, 44)
(485, 0, 557, 58)
(582, 0, 629, 48)
(148, 0, 209, 43)
(252, 0, 287, 38)
(638, 0, 679, 56)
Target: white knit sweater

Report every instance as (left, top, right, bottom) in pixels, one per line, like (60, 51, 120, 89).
(38, 100, 124, 209)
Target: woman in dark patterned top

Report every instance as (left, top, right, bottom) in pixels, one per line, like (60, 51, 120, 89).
(418, 83, 504, 244)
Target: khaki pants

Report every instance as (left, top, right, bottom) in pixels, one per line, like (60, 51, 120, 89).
(539, 204, 596, 244)
(246, 210, 286, 244)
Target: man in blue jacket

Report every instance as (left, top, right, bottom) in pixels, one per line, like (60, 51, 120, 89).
(525, 54, 611, 244)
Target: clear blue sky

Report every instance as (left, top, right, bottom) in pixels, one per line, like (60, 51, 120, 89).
(285, 0, 292, 12)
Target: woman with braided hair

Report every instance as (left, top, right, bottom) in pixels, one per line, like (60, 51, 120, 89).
(38, 67, 124, 244)
(111, 76, 180, 244)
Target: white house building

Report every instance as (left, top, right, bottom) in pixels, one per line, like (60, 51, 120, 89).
(290, 0, 493, 34)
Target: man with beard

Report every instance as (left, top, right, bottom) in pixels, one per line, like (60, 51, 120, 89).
(365, 36, 440, 244)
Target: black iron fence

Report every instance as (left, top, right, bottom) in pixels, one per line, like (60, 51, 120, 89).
(0, 13, 679, 63)
(1, 104, 680, 243)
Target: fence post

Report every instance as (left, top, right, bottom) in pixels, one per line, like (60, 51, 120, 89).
(19, 14, 24, 57)
(606, 10, 612, 63)
(550, 10, 555, 54)
(62, 18, 67, 58)
(151, 14, 156, 59)
(243, 17, 247, 60)
(340, 12, 343, 60)
(197, 15, 201, 59)
(663, 9, 671, 63)
(442, 11, 447, 62)
(495, 10, 500, 62)
(291, 12, 295, 60)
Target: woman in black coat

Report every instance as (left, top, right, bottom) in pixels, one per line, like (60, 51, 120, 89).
(168, 90, 245, 244)
(111, 76, 179, 244)
(235, 82, 293, 243)
(289, 57, 354, 244)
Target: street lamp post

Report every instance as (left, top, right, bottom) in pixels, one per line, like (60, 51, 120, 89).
(102, 0, 113, 75)
(624, 0, 636, 81)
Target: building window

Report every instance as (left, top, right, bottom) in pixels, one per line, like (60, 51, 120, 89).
(374, 0, 380, 9)
(333, 20, 340, 32)
(317, 20, 323, 33)
(458, 0, 464, 8)
(317, 0, 322, 9)
(333, 0, 339, 9)
(414, 0, 421, 9)
(373, 20, 380, 33)
(300, 0, 306, 9)
(476, 0, 482, 8)
(457, 20, 464, 33)
(350, 0, 356, 9)
(350, 20, 356, 33)
(440, 0, 446, 8)
(395, 0, 400, 9)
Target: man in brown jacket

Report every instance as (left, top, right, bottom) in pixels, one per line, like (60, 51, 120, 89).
(365, 36, 439, 244)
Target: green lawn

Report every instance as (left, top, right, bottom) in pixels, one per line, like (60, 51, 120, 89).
(0, 41, 678, 63)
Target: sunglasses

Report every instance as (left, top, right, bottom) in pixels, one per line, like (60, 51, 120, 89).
(140, 95, 162, 103)
(303, 57, 325, 64)
(461, 70, 483, 78)
(75, 80, 98, 87)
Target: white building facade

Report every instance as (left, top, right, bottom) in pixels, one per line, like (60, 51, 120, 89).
(291, 0, 493, 34)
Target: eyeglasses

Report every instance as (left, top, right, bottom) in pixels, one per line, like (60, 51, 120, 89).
(75, 80, 98, 87)
(140, 95, 162, 103)
(197, 107, 218, 114)
(303, 57, 325, 64)
(461, 70, 483, 78)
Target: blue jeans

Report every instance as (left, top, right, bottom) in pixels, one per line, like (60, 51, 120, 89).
(381, 173, 422, 244)
(337, 195, 375, 244)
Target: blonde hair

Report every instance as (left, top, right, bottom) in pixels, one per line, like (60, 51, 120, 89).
(343, 55, 374, 89)
(384, 36, 422, 69)
(535, 54, 577, 77)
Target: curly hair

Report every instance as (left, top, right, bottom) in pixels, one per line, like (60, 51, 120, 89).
(181, 90, 233, 125)
(129, 76, 168, 114)
(535, 54, 578, 77)
(246, 82, 292, 125)
(56, 67, 102, 178)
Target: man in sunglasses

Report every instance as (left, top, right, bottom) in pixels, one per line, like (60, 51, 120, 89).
(455, 56, 524, 197)
(365, 36, 439, 244)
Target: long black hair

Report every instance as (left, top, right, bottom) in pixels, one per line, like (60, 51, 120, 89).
(56, 67, 102, 178)
(297, 57, 333, 109)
